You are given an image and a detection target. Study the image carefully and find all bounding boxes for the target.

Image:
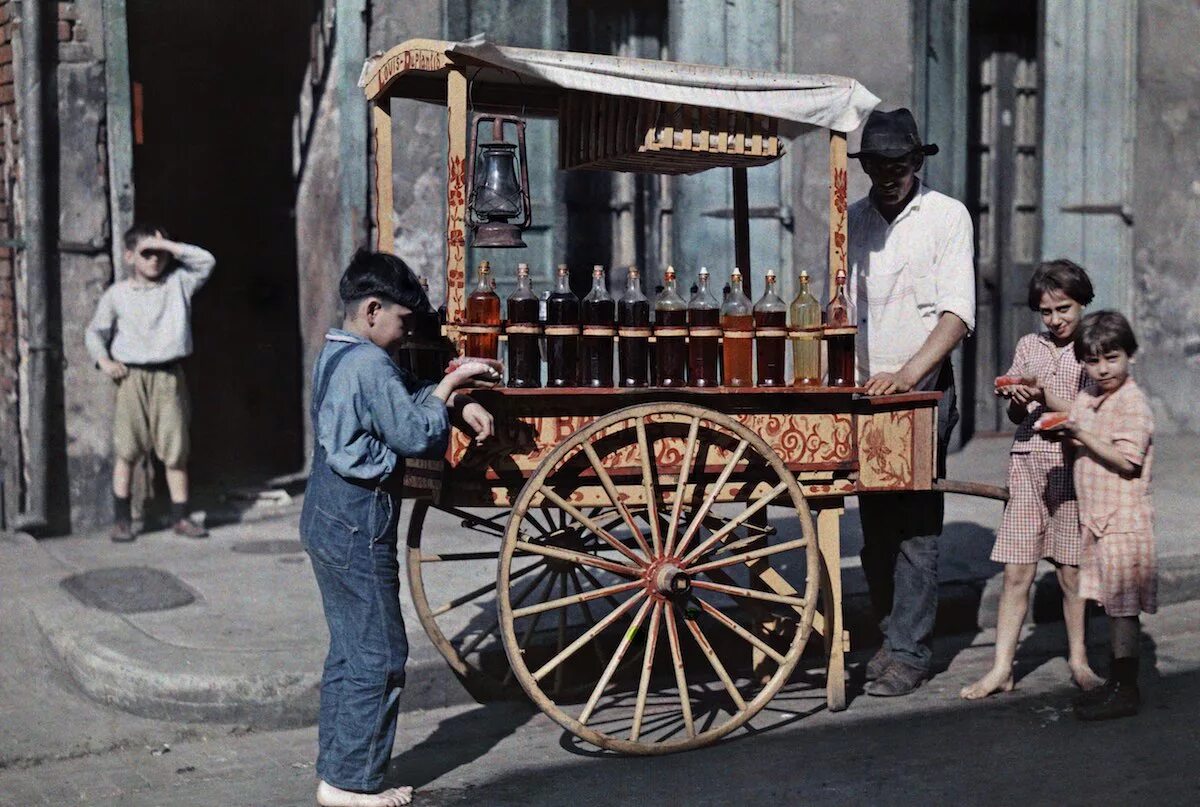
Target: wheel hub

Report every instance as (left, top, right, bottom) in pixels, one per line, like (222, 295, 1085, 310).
(646, 558, 691, 599)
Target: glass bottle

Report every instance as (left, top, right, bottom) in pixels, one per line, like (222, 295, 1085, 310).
(825, 267, 856, 387)
(617, 267, 650, 387)
(754, 269, 788, 386)
(465, 260, 500, 359)
(580, 265, 615, 387)
(688, 267, 720, 387)
(654, 266, 688, 387)
(790, 270, 822, 386)
(506, 263, 541, 388)
(546, 264, 579, 387)
(721, 268, 754, 387)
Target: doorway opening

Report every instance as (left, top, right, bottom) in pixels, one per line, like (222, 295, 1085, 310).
(964, 0, 1042, 435)
(125, 1, 317, 491)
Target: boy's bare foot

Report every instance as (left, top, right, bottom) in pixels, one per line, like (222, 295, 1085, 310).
(959, 668, 1014, 700)
(316, 781, 413, 807)
(1069, 661, 1105, 691)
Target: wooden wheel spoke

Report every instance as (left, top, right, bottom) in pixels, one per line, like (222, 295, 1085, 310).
(580, 442, 655, 559)
(691, 579, 806, 613)
(421, 550, 538, 563)
(577, 566, 631, 612)
(505, 571, 560, 687)
(682, 481, 788, 564)
(687, 537, 809, 576)
(535, 488, 648, 567)
(579, 597, 655, 725)
(438, 505, 508, 536)
(514, 540, 642, 578)
(664, 416, 702, 557)
(532, 590, 647, 683)
(634, 417, 664, 556)
(693, 597, 786, 665)
(663, 605, 696, 739)
(630, 601, 663, 741)
(432, 560, 545, 617)
(512, 578, 643, 619)
(459, 565, 551, 658)
(672, 439, 750, 558)
(681, 614, 748, 712)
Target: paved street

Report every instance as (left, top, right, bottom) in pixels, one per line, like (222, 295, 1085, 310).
(2, 599, 1198, 806)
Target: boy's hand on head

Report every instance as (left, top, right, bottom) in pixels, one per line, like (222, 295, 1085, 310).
(99, 357, 129, 381)
(137, 235, 178, 255)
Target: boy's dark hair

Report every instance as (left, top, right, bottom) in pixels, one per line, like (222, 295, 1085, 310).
(339, 249, 432, 313)
(123, 223, 170, 251)
(1074, 310, 1138, 360)
(1028, 259, 1094, 310)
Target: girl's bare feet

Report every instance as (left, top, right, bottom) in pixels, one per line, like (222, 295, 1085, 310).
(317, 780, 413, 807)
(1069, 661, 1105, 691)
(960, 667, 1015, 700)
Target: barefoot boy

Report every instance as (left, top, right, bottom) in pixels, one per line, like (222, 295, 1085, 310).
(1058, 311, 1156, 720)
(85, 224, 215, 541)
(302, 250, 494, 807)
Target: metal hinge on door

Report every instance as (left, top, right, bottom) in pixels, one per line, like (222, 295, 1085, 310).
(702, 205, 794, 231)
(1059, 203, 1134, 226)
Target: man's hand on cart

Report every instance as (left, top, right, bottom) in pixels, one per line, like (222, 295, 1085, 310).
(863, 371, 915, 396)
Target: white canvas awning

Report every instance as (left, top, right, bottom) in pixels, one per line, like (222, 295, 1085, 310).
(362, 36, 880, 134)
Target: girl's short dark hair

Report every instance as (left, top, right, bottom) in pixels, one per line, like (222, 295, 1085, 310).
(1028, 259, 1094, 310)
(1074, 310, 1138, 360)
(338, 249, 432, 313)
(123, 223, 170, 250)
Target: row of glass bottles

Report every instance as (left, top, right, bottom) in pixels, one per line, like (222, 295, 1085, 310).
(465, 262, 856, 388)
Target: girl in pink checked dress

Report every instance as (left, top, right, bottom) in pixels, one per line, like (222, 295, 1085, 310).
(961, 260, 1103, 700)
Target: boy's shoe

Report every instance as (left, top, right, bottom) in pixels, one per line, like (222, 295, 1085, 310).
(1074, 680, 1140, 721)
(865, 661, 927, 697)
(110, 520, 136, 543)
(865, 647, 893, 682)
(172, 518, 208, 539)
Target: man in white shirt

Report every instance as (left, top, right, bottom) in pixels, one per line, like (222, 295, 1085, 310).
(847, 108, 975, 696)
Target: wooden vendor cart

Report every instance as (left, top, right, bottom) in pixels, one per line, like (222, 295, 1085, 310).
(360, 39, 965, 755)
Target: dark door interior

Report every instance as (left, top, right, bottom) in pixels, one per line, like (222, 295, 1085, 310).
(965, 0, 1041, 434)
(126, 1, 317, 487)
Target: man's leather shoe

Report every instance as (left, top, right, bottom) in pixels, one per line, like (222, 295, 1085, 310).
(865, 661, 927, 697)
(865, 647, 893, 682)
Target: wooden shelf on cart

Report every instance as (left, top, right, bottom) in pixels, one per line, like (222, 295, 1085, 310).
(474, 385, 865, 396)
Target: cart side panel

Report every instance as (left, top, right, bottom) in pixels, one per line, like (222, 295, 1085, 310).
(855, 399, 938, 491)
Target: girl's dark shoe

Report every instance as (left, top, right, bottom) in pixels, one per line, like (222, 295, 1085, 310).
(172, 518, 209, 539)
(1074, 680, 1140, 721)
(110, 520, 136, 543)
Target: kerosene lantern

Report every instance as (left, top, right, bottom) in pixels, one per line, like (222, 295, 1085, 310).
(466, 114, 532, 248)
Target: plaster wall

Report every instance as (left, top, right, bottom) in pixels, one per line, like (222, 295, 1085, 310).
(1132, 0, 1200, 432)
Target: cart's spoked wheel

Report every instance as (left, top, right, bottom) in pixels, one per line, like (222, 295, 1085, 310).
(498, 403, 819, 754)
(405, 499, 629, 698)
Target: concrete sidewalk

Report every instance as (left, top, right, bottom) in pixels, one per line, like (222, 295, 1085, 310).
(7, 434, 1200, 730)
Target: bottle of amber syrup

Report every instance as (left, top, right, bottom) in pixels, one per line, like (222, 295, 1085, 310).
(654, 266, 688, 387)
(506, 263, 541, 388)
(721, 268, 754, 387)
(754, 269, 788, 386)
(790, 270, 822, 386)
(617, 267, 650, 387)
(465, 260, 500, 359)
(580, 265, 615, 387)
(546, 264, 579, 387)
(688, 267, 720, 386)
(825, 267, 856, 387)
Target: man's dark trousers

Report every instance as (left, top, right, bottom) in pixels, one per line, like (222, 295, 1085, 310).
(858, 362, 959, 673)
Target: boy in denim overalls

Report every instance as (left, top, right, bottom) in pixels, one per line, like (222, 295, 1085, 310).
(301, 250, 493, 807)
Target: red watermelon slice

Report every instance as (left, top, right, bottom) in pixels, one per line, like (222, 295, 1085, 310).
(1033, 412, 1071, 431)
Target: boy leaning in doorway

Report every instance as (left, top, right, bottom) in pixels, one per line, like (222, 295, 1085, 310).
(85, 224, 215, 541)
(302, 250, 495, 807)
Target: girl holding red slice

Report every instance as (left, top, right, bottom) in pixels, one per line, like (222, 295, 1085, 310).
(962, 260, 1102, 700)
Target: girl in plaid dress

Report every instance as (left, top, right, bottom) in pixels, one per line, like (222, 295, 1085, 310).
(962, 260, 1103, 700)
(1059, 311, 1155, 721)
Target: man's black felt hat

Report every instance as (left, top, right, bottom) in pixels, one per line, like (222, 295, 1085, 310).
(848, 108, 939, 159)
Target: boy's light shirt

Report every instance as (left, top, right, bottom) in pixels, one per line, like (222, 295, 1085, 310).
(84, 243, 216, 364)
(314, 329, 449, 482)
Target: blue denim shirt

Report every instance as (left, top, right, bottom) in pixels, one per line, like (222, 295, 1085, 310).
(312, 329, 449, 482)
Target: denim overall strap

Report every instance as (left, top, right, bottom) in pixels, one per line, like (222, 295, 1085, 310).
(311, 342, 362, 428)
